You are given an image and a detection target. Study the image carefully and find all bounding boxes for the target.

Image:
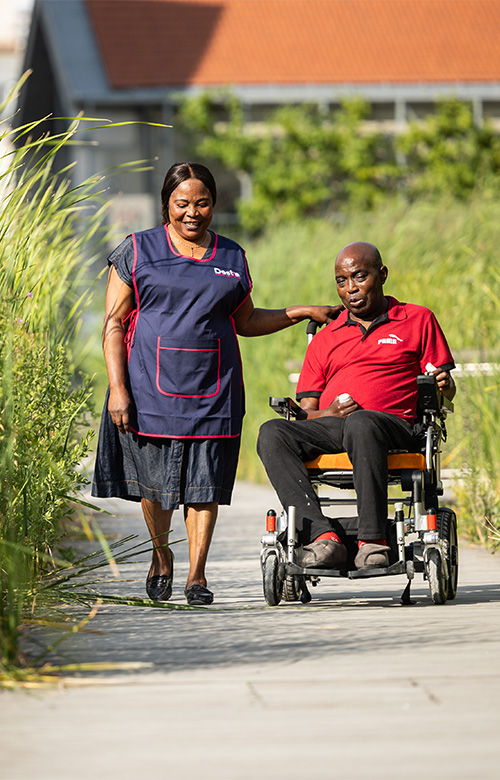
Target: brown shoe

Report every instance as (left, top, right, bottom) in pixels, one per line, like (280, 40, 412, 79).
(299, 539, 347, 569)
(354, 543, 391, 570)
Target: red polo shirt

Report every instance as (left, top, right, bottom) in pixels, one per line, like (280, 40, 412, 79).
(296, 296, 455, 424)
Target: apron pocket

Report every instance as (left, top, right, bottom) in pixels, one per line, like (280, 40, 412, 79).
(156, 337, 221, 398)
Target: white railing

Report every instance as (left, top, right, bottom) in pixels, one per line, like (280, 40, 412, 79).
(453, 363, 499, 377)
(288, 363, 499, 385)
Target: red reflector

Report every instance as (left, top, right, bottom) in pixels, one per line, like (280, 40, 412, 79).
(427, 513, 437, 530)
(266, 514, 276, 532)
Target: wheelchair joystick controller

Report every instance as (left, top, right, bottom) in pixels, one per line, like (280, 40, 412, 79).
(338, 393, 352, 403)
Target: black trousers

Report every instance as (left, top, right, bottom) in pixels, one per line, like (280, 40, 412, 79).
(257, 410, 420, 545)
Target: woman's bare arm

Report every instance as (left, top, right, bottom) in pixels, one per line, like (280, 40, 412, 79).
(233, 296, 342, 337)
(103, 267, 135, 433)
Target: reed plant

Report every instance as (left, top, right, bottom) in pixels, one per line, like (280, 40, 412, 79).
(0, 113, 99, 665)
(0, 78, 163, 669)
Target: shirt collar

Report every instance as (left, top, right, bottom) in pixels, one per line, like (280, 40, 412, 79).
(330, 296, 407, 331)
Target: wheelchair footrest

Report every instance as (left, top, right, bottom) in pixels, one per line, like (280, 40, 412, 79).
(286, 560, 407, 579)
(348, 561, 407, 579)
(286, 563, 347, 578)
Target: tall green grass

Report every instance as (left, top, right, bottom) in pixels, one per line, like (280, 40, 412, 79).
(0, 78, 163, 668)
(235, 193, 500, 542)
(0, 109, 103, 665)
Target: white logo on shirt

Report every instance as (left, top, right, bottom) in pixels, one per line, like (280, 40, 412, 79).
(378, 333, 403, 345)
(214, 267, 241, 278)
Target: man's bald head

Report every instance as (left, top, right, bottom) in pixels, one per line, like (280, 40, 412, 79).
(335, 242, 383, 272)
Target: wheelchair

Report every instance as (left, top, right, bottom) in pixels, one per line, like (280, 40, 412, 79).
(260, 325, 458, 607)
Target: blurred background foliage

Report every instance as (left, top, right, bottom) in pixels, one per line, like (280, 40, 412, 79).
(234, 196, 499, 503)
(173, 93, 500, 549)
(178, 94, 500, 232)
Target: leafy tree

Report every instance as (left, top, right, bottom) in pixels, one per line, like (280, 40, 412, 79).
(397, 98, 500, 198)
(333, 98, 400, 208)
(178, 93, 500, 232)
(179, 91, 259, 173)
(178, 94, 399, 232)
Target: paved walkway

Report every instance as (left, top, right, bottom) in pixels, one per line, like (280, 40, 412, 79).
(1, 482, 500, 780)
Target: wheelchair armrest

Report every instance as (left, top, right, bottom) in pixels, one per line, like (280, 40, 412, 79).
(269, 397, 301, 419)
(416, 374, 453, 415)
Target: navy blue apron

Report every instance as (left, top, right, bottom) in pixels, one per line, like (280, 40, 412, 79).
(126, 225, 252, 439)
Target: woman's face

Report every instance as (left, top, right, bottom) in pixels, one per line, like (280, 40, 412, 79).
(168, 178, 213, 241)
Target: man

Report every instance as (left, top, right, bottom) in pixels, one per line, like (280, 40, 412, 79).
(257, 241, 456, 570)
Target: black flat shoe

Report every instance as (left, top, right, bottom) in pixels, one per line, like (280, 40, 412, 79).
(146, 552, 174, 602)
(184, 584, 214, 606)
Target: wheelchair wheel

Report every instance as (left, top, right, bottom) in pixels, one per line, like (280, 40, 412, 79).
(438, 507, 459, 600)
(282, 574, 301, 602)
(263, 554, 283, 606)
(426, 548, 447, 604)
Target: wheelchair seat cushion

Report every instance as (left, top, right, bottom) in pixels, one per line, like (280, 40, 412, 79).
(304, 452, 426, 471)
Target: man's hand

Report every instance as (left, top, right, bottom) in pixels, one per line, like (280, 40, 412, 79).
(328, 394, 360, 418)
(427, 368, 456, 401)
(108, 386, 132, 433)
(300, 394, 360, 419)
(305, 304, 343, 324)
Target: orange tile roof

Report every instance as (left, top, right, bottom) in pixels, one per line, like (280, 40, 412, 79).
(86, 0, 500, 89)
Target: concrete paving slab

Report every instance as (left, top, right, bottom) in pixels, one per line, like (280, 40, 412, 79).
(1, 481, 499, 780)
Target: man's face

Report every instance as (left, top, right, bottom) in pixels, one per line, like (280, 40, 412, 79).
(335, 249, 387, 321)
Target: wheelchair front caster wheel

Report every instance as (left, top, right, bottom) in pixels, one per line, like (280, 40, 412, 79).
(425, 549, 447, 604)
(263, 555, 283, 606)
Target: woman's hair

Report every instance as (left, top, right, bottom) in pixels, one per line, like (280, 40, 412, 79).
(160, 162, 217, 224)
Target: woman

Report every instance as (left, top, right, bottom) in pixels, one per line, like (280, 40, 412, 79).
(92, 162, 339, 605)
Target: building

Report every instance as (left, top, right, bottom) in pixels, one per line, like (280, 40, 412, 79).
(0, 0, 32, 105)
(15, 0, 500, 230)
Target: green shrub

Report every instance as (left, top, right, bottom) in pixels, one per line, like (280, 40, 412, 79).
(178, 94, 400, 232)
(0, 332, 94, 664)
(0, 330, 94, 549)
(397, 98, 500, 199)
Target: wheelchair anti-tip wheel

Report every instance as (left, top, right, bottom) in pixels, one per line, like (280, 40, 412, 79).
(282, 574, 312, 603)
(263, 554, 283, 606)
(282, 574, 301, 602)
